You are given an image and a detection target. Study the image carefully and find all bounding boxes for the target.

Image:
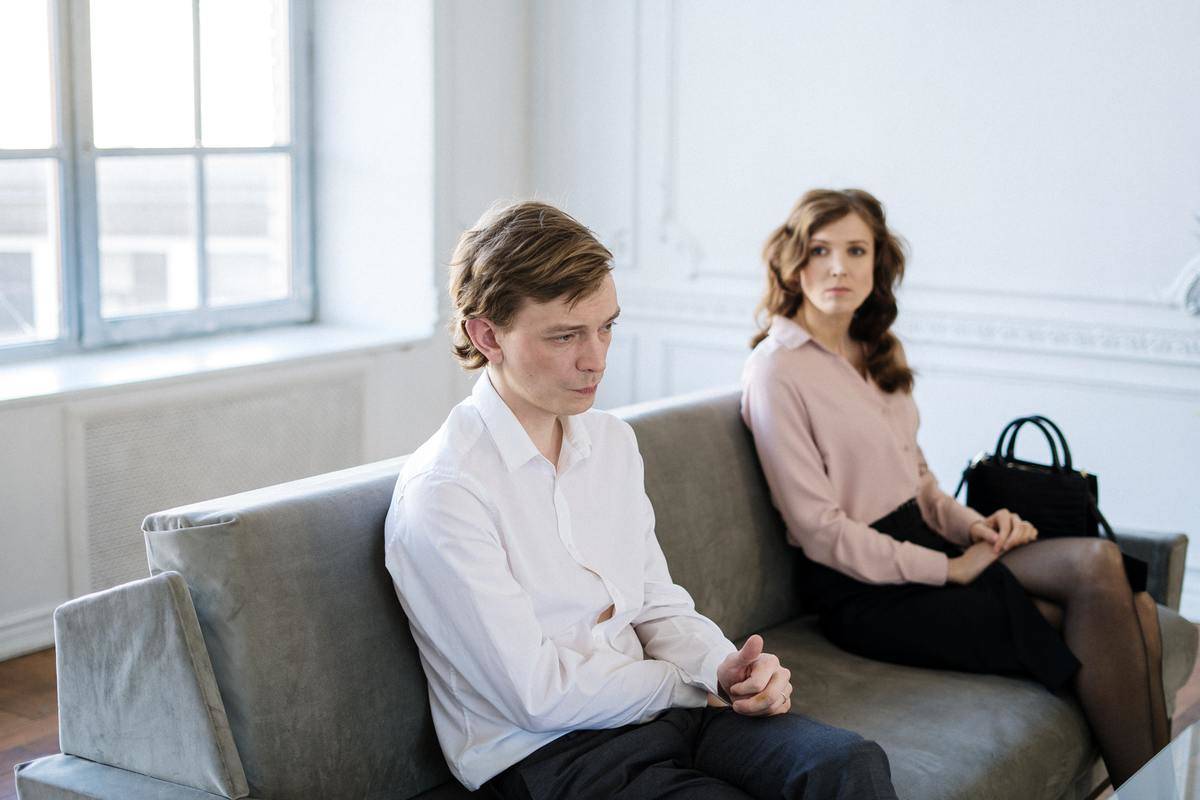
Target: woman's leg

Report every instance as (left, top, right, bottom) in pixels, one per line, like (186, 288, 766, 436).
(999, 538, 1168, 787)
(1133, 591, 1169, 750)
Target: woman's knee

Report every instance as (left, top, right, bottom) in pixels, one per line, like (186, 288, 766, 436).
(1074, 538, 1126, 590)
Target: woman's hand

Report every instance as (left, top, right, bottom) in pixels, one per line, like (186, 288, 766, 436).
(947, 542, 1000, 585)
(969, 509, 1038, 555)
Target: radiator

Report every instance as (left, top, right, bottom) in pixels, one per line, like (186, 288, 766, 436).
(66, 368, 366, 594)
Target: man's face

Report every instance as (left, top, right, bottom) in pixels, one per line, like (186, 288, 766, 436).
(490, 274, 619, 426)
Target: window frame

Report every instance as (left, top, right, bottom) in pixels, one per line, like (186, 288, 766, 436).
(0, 0, 313, 362)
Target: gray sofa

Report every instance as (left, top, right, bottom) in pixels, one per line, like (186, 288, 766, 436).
(15, 388, 1198, 799)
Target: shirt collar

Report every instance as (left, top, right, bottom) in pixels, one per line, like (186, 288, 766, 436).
(560, 410, 593, 464)
(767, 315, 813, 350)
(470, 372, 592, 472)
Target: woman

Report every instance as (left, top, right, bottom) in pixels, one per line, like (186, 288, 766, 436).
(740, 188, 1167, 788)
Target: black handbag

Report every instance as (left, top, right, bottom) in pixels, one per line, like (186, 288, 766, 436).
(954, 415, 1147, 592)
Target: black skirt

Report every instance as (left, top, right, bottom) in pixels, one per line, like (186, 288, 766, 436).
(802, 499, 1080, 692)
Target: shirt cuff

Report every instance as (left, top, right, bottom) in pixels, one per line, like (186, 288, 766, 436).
(669, 677, 710, 709)
(694, 639, 738, 697)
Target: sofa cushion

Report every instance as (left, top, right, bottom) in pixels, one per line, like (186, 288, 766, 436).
(53, 572, 248, 798)
(620, 388, 805, 641)
(143, 459, 448, 800)
(762, 605, 1196, 800)
(764, 614, 1094, 799)
(15, 754, 233, 800)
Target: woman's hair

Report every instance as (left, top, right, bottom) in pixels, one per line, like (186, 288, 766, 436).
(752, 188, 914, 394)
(449, 200, 613, 370)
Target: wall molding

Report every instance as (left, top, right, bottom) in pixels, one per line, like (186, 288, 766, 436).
(0, 602, 57, 661)
(617, 283, 1200, 368)
(899, 312, 1200, 366)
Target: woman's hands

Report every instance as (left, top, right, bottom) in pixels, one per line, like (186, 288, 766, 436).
(969, 509, 1038, 555)
(949, 509, 1039, 585)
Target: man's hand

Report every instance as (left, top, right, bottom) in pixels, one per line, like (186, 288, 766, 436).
(715, 634, 792, 717)
(969, 508, 1038, 554)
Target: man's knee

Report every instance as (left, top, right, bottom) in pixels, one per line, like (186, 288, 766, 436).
(812, 733, 886, 772)
(844, 739, 891, 773)
(814, 738, 894, 798)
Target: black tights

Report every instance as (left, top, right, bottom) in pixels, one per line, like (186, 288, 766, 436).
(1000, 538, 1168, 788)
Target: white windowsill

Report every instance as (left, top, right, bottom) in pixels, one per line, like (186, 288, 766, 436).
(0, 322, 433, 409)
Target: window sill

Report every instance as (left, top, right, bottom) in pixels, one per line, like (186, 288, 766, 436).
(0, 323, 434, 410)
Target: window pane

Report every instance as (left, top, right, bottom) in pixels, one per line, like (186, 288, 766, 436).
(97, 156, 197, 317)
(205, 154, 291, 306)
(90, 0, 194, 148)
(200, 0, 290, 146)
(0, 1, 55, 148)
(0, 160, 61, 345)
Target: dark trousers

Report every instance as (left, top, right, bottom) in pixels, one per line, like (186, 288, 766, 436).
(483, 707, 897, 799)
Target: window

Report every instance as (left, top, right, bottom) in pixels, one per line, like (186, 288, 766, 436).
(0, 0, 311, 360)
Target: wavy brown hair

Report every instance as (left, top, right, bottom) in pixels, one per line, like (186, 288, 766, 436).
(751, 188, 913, 393)
(449, 201, 613, 370)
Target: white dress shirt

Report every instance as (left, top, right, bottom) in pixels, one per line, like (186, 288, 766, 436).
(384, 373, 736, 790)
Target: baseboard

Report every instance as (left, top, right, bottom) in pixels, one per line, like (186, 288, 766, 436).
(0, 603, 57, 662)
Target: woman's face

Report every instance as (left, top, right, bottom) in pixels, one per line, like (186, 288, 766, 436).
(797, 212, 875, 321)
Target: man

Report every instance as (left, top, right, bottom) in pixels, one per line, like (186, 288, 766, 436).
(385, 201, 897, 799)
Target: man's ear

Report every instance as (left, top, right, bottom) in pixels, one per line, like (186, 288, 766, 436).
(465, 318, 504, 366)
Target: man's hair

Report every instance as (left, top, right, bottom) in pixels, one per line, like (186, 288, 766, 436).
(449, 201, 613, 370)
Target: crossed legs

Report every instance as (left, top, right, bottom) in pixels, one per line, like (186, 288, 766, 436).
(1000, 538, 1168, 787)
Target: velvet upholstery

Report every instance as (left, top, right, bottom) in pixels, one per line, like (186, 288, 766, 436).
(52, 572, 247, 798)
(141, 459, 448, 800)
(621, 389, 805, 641)
(14, 754, 233, 800)
(1115, 527, 1190, 610)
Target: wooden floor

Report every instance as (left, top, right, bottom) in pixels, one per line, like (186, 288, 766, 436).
(0, 649, 58, 800)
(3, 641, 1200, 799)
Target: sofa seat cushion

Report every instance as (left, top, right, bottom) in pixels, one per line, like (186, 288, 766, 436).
(761, 608, 1196, 800)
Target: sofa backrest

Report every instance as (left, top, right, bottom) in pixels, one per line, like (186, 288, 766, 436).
(623, 388, 803, 641)
(142, 387, 800, 799)
(144, 459, 448, 800)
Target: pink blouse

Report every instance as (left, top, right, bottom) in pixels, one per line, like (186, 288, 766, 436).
(740, 316, 983, 586)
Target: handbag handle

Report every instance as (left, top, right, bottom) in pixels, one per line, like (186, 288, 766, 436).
(1025, 415, 1074, 471)
(999, 417, 1062, 469)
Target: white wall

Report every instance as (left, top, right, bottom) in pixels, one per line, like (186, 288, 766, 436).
(525, 2, 1200, 613)
(313, 0, 436, 333)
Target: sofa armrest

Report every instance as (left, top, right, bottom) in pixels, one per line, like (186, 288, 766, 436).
(53, 572, 248, 798)
(1114, 528, 1188, 611)
(15, 753, 236, 800)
